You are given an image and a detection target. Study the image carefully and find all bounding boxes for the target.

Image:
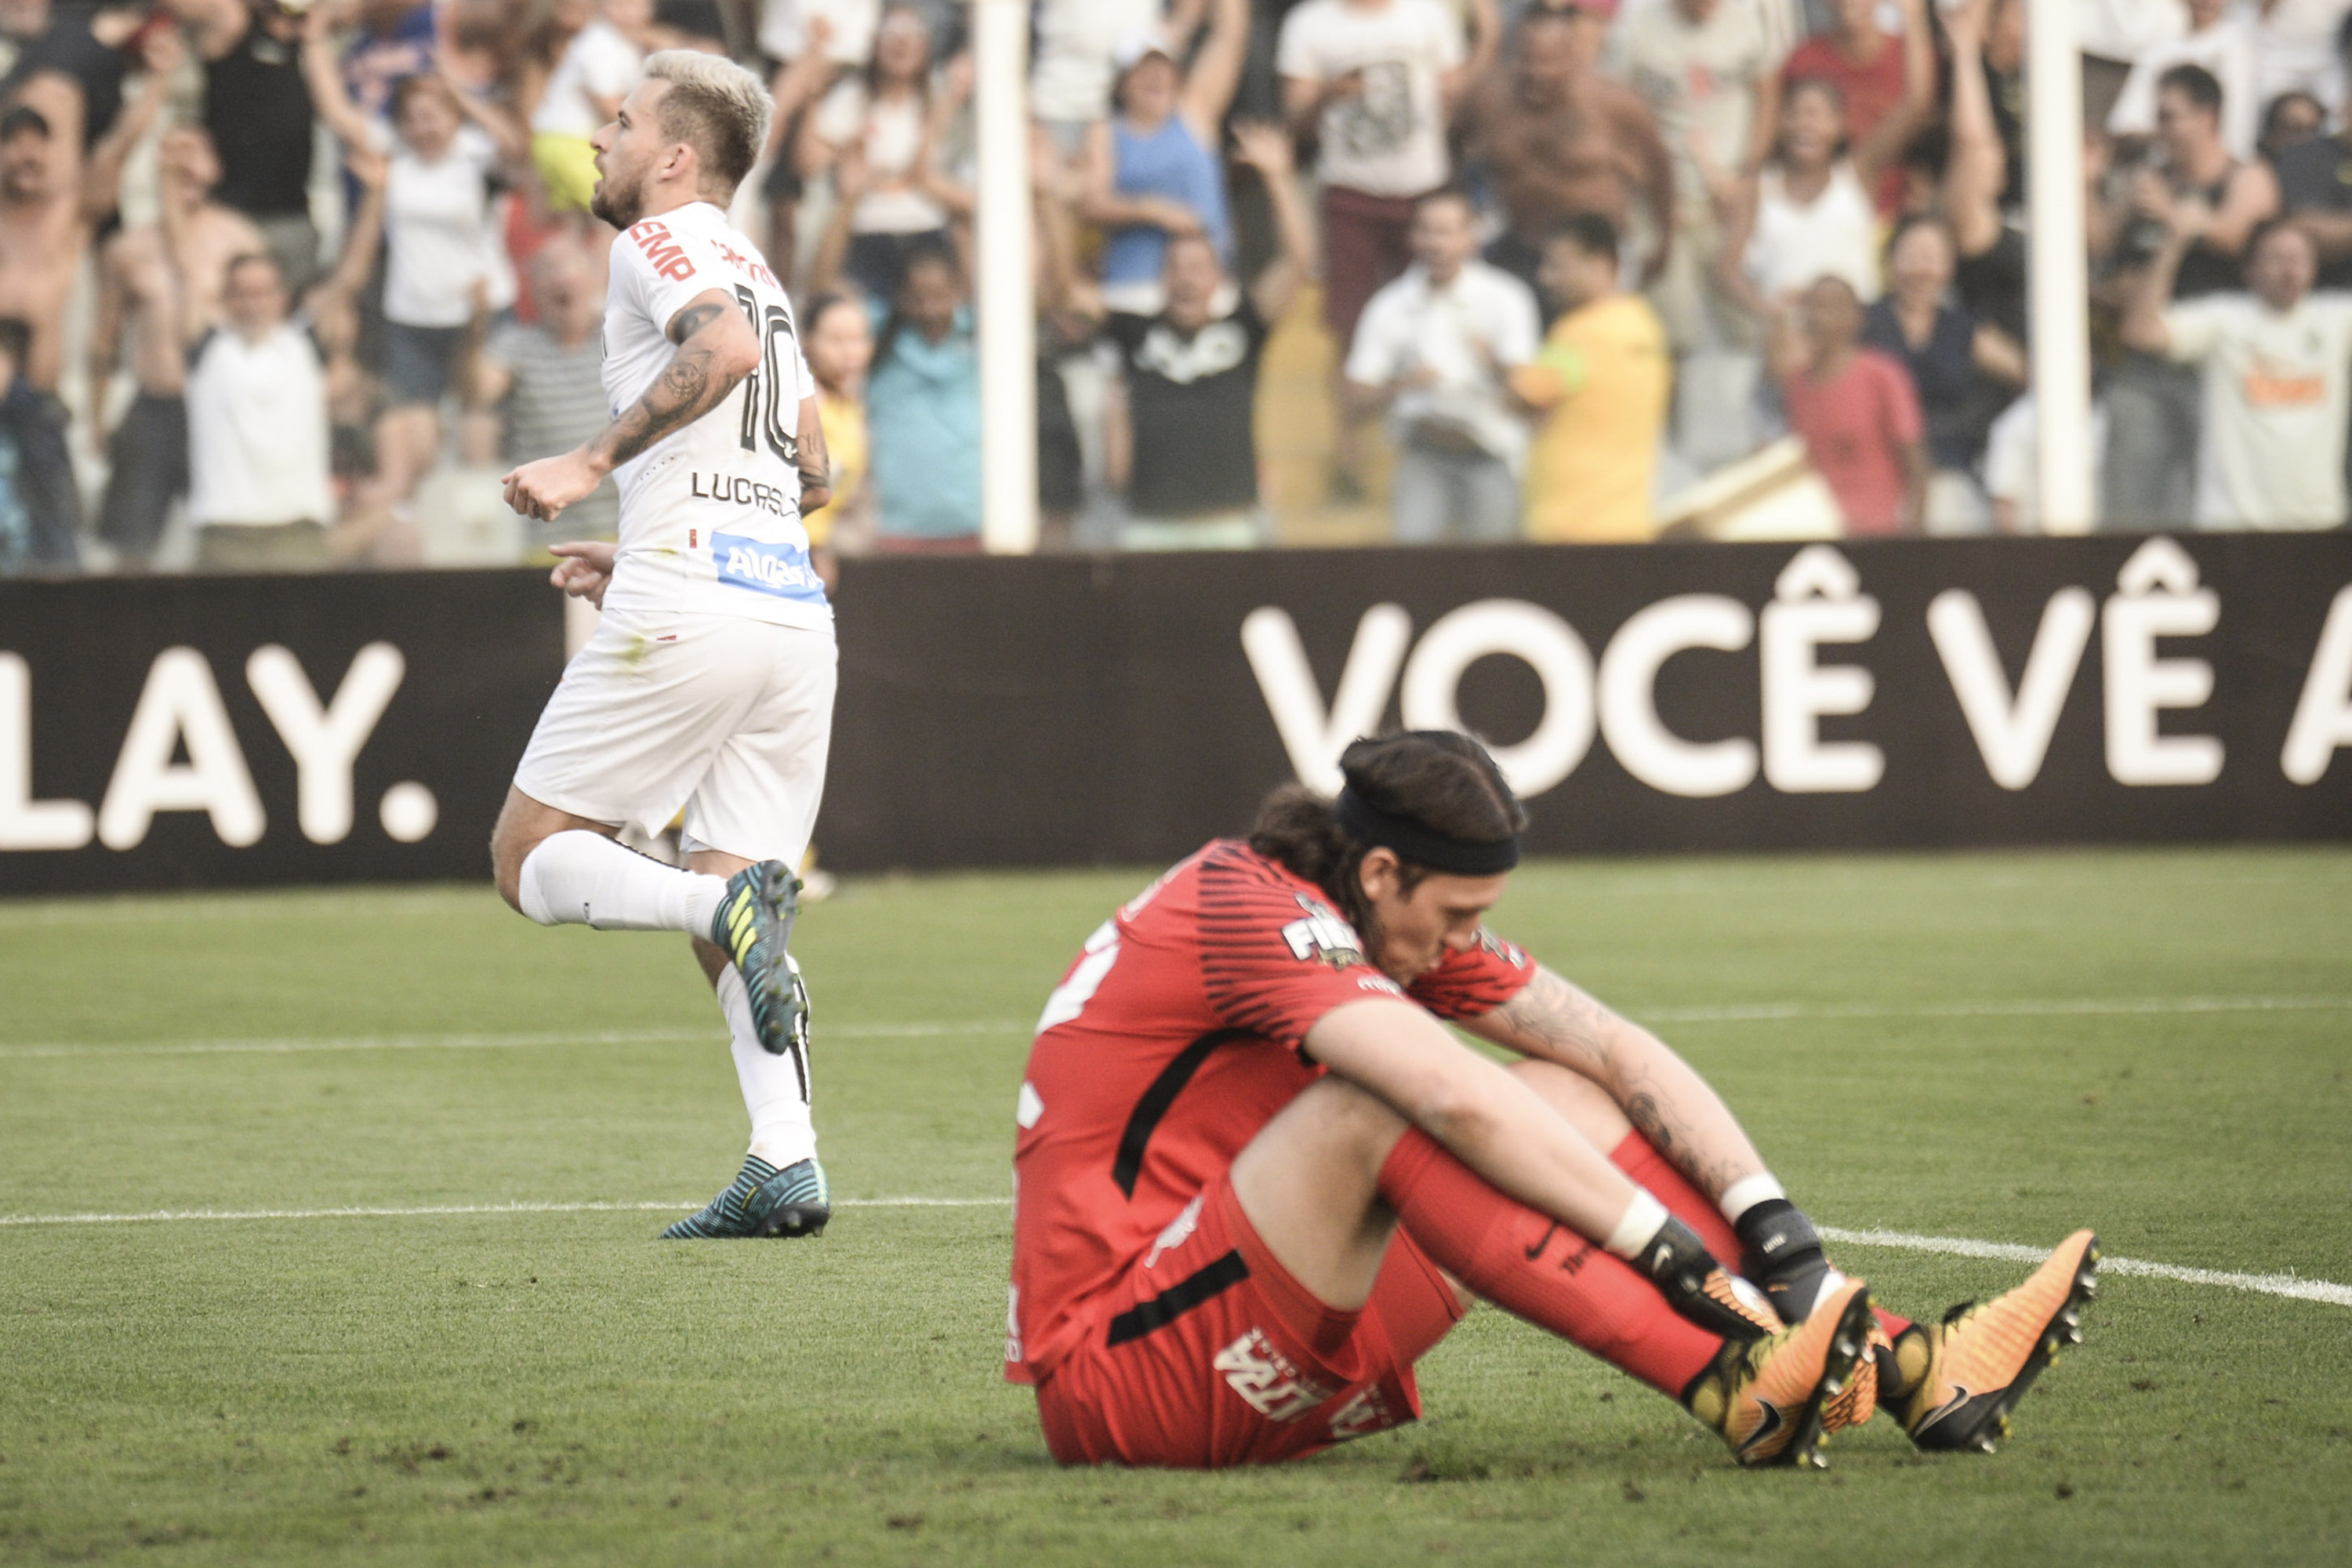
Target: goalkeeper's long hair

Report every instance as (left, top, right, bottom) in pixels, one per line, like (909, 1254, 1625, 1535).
(1248, 731, 1526, 934)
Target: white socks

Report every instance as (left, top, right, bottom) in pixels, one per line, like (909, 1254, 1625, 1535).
(718, 964, 817, 1169)
(1718, 1172, 1788, 1226)
(1602, 1189, 1671, 1261)
(517, 830, 812, 1170)
(517, 829, 728, 935)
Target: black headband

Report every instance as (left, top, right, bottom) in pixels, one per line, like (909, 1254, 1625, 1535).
(1334, 787, 1521, 877)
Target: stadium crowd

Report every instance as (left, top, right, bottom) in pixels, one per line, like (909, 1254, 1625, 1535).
(2, 0, 2351, 573)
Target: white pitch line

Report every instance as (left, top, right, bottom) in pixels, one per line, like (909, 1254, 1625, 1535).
(0, 1196, 1014, 1227)
(0, 1020, 1030, 1059)
(1639, 995, 2352, 1024)
(4, 995, 2346, 1062)
(1820, 1226, 2352, 1309)
(1, 1200, 2342, 1310)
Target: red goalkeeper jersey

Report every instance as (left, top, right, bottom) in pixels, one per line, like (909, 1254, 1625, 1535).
(1005, 839, 1535, 1385)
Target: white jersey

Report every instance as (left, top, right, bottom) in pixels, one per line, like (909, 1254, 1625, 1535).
(599, 201, 828, 630)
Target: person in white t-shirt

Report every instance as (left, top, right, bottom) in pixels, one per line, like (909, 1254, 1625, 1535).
(795, 2, 967, 299)
(530, 0, 653, 212)
(495, 52, 848, 1243)
(1343, 188, 1542, 544)
(2109, 0, 2260, 160)
(306, 20, 526, 507)
(1608, 0, 1787, 353)
(2122, 213, 2352, 528)
(1278, 0, 1495, 354)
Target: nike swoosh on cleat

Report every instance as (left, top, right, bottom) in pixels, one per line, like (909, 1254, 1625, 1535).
(1917, 1385, 1972, 1433)
(1737, 1399, 1787, 1457)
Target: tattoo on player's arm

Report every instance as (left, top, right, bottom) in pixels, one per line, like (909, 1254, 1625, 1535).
(1490, 967, 1617, 1078)
(666, 301, 727, 345)
(591, 321, 746, 471)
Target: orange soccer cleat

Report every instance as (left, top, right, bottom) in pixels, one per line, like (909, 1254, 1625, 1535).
(1818, 1316, 1887, 1435)
(1895, 1229, 2100, 1454)
(1686, 1276, 1877, 1469)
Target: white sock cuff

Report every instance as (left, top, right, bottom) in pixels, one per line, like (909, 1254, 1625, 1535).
(516, 839, 564, 926)
(1719, 1173, 1788, 1225)
(1602, 1189, 1671, 1261)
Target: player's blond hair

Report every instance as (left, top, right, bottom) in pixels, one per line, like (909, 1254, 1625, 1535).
(644, 49, 773, 196)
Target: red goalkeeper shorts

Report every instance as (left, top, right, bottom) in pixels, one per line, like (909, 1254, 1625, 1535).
(1033, 1174, 1467, 1467)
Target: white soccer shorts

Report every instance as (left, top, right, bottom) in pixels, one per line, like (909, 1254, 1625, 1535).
(514, 607, 837, 867)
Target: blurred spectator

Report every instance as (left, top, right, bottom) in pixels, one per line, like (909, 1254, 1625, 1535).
(1079, 0, 1247, 315)
(186, 204, 382, 572)
(2077, 0, 2186, 133)
(2111, 0, 2259, 161)
(1032, 0, 1189, 144)
(1769, 274, 1926, 535)
(1974, 0, 2027, 210)
(2247, 0, 2348, 122)
(1774, 0, 1933, 214)
(0, 0, 144, 150)
(169, 0, 322, 292)
(1983, 391, 2109, 532)
(86, 124, 269, 569)
(1509, 211, 1671, 543)
(756, 27, 846, 307)
(2273, 16, 2352, 285)
(1343, 187, 1541, 544)
(797, 289, 873, 571)
(307, 22, 524, 506)
(1279, 0, 1496, 354)
(2096, 62, 2278, 526)
(812, 194, 978, 546)
(2122, 215, 2352, 529)
(759, 0, 880, 70)
(339, 0, 438, 126)
(1610, 0, 1784, 353)
(1101, 119, 1310, 549)
(470, 240, 615, 550)
(529, 0, 652, 214)
(0, 316, 80, 574)
(1453, 2, 1674, 314)
(1863, 216, 2024, 532)
(1940, 0, 2024, 345)
(797, 3, 967, 299)
(0, 34, 172, 394)
(1719, 77, 1883, 319)
(2259, 86, 2327, 162)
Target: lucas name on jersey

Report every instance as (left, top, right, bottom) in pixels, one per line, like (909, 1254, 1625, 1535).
(688, 470, 796, 517)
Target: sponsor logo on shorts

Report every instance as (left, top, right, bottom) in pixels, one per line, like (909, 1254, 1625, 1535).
(1214, 1328, 1336, 1422)
(1145, 1192, 1204, 1270)
(1281, 895, 1364, 969)
(1004, 1283, 1023, 1364)
(712, 533, 826, 603)
(1327, 1385, 1399, 1441)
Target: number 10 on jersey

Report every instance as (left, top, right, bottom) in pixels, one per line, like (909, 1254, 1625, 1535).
(735, 285, 799, 465)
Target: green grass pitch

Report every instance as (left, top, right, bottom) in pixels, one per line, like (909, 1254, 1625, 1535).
(2, 847, 2349, 1565)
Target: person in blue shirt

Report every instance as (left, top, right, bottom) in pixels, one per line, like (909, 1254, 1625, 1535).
(0, 315, 81, 575)
(1078, 0, 1247, 315)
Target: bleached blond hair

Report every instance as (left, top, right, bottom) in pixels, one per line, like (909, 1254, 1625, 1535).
(644, 49, 773, 195)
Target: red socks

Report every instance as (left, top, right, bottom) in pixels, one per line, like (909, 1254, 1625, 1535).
(1377, 1128, 1721, 1397)
(1606, 1131, 1912, 1341)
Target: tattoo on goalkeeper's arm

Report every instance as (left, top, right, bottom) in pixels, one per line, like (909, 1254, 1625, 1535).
(587, 303, 741, 473)
(1490, 967, 1619, 1078)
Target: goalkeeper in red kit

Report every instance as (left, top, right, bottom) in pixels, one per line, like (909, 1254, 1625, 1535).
(1004, 731, 2097, 1469)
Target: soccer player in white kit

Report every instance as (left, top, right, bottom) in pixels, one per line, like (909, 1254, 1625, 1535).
(491, 52, 839, 1241)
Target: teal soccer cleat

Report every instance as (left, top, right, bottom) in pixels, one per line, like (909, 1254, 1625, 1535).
(659, 1155, 831, 1240)
(710, 861, 804, 1057)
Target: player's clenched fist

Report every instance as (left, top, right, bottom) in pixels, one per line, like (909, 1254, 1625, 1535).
(503, 447, 608, 522)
